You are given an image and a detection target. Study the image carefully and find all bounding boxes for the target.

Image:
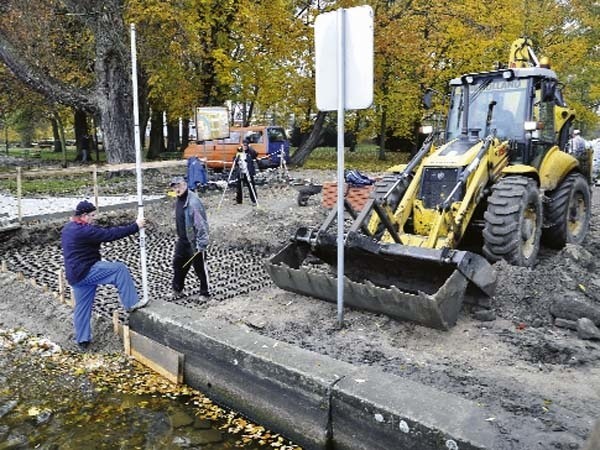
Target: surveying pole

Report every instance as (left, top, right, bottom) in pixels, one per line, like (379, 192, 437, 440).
(130, 23, 149, 304)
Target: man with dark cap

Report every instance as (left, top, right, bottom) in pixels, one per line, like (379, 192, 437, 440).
(61, 200, 146, 350)
(569, 129, 586, 157)
(234, 139, 258, 205)
(170, 176, 210, 299)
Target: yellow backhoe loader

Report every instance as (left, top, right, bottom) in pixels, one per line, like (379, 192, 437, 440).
(266, 38, 592, 329)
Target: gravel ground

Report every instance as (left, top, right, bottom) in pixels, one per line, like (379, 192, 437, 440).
(1, 164, 599, 449)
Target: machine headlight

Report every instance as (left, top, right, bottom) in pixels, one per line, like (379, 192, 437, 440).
(524, 121, 538, 131)
(420, 125, 433, 135)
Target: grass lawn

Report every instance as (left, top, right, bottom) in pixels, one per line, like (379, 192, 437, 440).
(301, 144, 411, 171)
(1, 146, 107, 164)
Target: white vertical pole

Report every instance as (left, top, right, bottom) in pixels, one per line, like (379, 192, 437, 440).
(130, 23, 149, 304)
(336, 8, 345, 327)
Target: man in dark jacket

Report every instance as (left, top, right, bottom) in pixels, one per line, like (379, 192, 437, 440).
(61, 200, 146, 349)
(234, 140, 258, 205)
(170, 176, 210, 299)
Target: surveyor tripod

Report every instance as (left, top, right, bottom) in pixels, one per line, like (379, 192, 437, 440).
(217, 150, 259, 209)
(275, 146, 290, 181)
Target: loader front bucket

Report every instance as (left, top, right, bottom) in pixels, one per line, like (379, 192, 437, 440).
(265, 232, 496, 330)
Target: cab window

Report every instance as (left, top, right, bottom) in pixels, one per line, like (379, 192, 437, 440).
(223, 131, 241, 144)
(268, 128, 287, 141)
(244, 131, 263, 144)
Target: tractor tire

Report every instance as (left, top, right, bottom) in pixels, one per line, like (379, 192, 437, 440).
(542, 173, 591, 248)
(483, 176, 542, 267)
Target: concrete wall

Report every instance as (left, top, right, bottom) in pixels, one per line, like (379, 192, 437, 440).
(130, 301, 498, 449)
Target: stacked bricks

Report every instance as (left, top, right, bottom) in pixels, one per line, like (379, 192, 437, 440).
(321, 182, 374, 211)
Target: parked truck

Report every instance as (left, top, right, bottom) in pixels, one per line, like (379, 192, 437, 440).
(183, 125, 290, 171)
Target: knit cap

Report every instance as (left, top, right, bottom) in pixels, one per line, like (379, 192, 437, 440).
(75, 200, 97, 216)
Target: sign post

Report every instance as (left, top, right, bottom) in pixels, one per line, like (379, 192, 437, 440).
(315, 5, 373, 327)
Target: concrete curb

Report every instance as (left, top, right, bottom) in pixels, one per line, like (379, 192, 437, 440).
(332, 369, 495, 450)
(130, 300, 498, 449)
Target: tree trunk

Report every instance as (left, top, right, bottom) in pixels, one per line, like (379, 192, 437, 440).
(92, 5, 134, 163)
(167, 122, 179, 152)
(350, 112, 361, 152)
(74, 109, 89, 161)
(92, 117, 100, 162)
(181, 120, 190, 150)
(244, 100, 254, 127)
(378, 107, 387, 161)
(147, 109, 165, 159)
(3, 120, 8, 155)
(137, 70, 150, 151)
(290, 111, 327, 167)
(246, 86, 259, 126)
(51, 118, 61, 153)
(52, 110, 68, 168)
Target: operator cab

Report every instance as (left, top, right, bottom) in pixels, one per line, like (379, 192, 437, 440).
(444, 67, 573, 168)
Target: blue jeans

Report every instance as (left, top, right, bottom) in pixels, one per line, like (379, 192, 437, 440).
(71, 260, 139, 344)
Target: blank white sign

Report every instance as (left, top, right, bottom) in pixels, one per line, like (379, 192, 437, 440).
(315, 5, 374, 111)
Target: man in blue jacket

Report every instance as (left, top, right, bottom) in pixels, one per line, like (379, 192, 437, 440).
(61, 200, 146, 350)
(170, 176, 210, 299)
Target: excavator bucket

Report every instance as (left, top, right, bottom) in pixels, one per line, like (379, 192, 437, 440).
(265, 230, 496, 330)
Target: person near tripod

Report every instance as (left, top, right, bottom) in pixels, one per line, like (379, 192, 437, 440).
(234, 139, 258, 205)
(169, 176, 210, 299)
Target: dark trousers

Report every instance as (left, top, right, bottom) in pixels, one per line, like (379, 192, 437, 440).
(172, 239, 209, 295)
(236, 174, 257, 204)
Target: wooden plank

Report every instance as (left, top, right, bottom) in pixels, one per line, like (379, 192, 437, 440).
(128, 330, 184, 384)
(0, 159, 187, 180)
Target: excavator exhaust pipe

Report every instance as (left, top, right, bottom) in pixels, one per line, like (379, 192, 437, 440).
(265, 232, 496, 330)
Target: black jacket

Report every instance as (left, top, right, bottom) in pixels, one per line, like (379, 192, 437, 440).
(234, 146, 258, 177)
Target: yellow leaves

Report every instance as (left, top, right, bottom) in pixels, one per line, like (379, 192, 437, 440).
(27, 406, 41, 416)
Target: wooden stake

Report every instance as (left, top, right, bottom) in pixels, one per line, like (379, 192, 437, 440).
(57, 269, 65, 303)
(112, 310, 122, 336)
(123, 325, 131, 356)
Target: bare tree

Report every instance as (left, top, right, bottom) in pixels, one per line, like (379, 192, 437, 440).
(0, 0, 135, 163)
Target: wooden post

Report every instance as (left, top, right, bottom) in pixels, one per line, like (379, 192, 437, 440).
(112, 310, 122, 336)
(1, 260, 6, 272)
(93, 165, 99, 211)
(123, 325, 131, 356)
(16, 167, 22, 224)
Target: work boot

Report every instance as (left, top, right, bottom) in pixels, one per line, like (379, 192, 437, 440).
(192, 291, 210, 303)
(77, 341, 91, 352)
(127, 297, 149, 312)
(169, 290, 184, 300)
